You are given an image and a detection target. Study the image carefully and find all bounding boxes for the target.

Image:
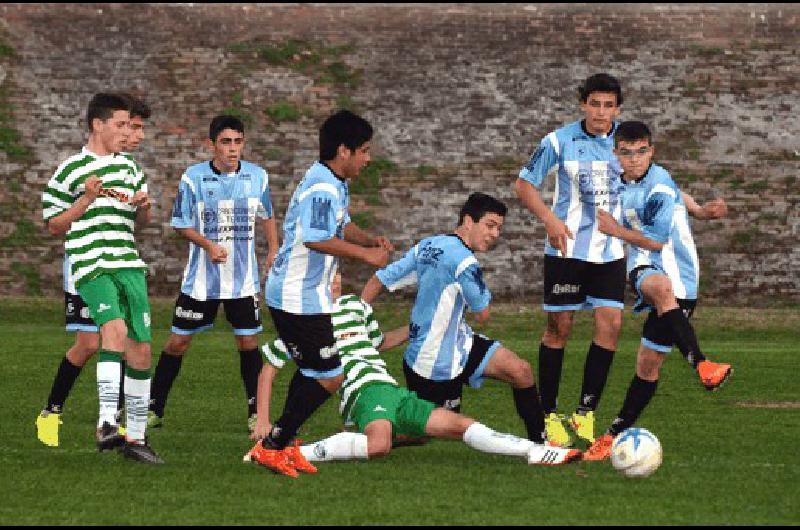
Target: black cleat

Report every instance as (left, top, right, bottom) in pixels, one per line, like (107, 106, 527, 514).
(122, 439, 165, 465)
(96, 422, 125, 452)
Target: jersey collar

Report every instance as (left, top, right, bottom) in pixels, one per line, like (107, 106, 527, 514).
(209, 160, 241, 175)
(449, 233, 471, 251)
(580, 119, 616, 139)
(624, 163, 654, 185)
(319, 161, 346, 183)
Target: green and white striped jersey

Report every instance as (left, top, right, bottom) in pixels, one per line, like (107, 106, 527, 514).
(262, 294, 398, 422)
(42, 147, 147, 287)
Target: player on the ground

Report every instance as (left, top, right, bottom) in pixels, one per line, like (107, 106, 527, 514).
(361, 192, 555, 447)
(245, 273, 581, 477)
(147, 115, 278, 431)
(514, 73, 627, 447)
(582, 120, 732, 461)
(36, 94, 152, 448)
(253, 110, 393, 462)
(41, 92, 162, 463)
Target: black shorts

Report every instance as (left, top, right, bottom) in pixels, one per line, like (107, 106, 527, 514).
(171, 293, 262, 336)
(64, 292, 99, 332)
(402, 334, 500, 412)
(543, 255, 625, 311)
(268, 306, 341, 378)
(641, 299, 698, 353)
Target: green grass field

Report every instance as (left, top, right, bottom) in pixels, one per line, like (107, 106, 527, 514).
(1, 298, 798, 525)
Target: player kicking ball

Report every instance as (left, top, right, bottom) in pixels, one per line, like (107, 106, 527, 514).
(244, 273, 582, 477)
(583, 120, 732, 461)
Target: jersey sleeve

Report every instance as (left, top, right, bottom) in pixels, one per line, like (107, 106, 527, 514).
(641, 185, 677, 243)
(261, 338, 291, 369)
(376, 245, 418, 291)
(362, 300, 384, 349)
(133, 163, 147, 194)
(170, 174, 196, 229)
(42, 172, 75, 222)
(518, 133, 560, 188)
(299, 188, 339, 243)
(456, 258, 492, 312)
(257, 169, 273, 220)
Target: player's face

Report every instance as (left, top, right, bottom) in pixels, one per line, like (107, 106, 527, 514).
(94, 110, 130, 154)
(580, 92, 620, 136)
(212, 128, 245, 172)
(343, 142, 371, 179)
(124, 116, 145, 152)
(470, 212, 504, 252)
(615, 139, 654, 180)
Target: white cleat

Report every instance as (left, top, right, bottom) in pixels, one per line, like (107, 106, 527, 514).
(527, 444, 583, 466)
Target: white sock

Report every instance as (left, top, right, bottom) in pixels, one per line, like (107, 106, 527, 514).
(463, 422, 535, 457)
(299, 432, 369, 462)
(97, 358, 122, 428)
(124, 373, 151, 442)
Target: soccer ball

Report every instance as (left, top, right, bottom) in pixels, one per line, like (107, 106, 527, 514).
(610, 427, 662, 478)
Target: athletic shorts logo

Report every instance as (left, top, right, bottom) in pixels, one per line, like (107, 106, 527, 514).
(97, 303, 112, 313)
(443, 398, 461, 411)
(319, 345, 337, 360)
(552, 284, 580, 295)
(80, 307, 91, 319)
(175, 306, 204, 320)
(373, 405, 387, 412)
(143, 312, 151, 328)
(66, 302, 75, 316)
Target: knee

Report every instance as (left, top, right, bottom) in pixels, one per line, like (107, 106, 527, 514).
(237, 335, 258, 351)
(367, 438, 393, 459)
(543, 315, 572, 346)
(636, 353, 663, 381)
(165, 334, 192, 356)
(512, 360, 535, 387)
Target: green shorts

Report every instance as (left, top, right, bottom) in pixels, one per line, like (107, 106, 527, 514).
(77, 268, 151, 343)
(350, 383, 436, 437)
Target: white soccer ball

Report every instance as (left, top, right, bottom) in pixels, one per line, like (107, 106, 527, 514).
(610, 427, 662, 478)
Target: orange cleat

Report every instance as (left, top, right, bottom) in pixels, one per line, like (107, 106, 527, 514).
(285, 439, 318, 474)
(245, 441, 298, 478)
(583, 434, 614, 462)
(697, 360, 733, 391)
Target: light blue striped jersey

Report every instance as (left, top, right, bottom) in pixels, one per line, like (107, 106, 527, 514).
(171, 160, 273, 301)
(376, 234, 491, 381)
(265, 161, 351, 314)
(519, 119, 625, 263)
(620, 163, 699, 301)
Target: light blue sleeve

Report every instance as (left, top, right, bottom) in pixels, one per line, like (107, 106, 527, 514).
(300, 190, 339, 243)
(518, 134, 559, 188)
(376, 246, 418, 291)
(170, 176, 196, 229)
(457, 263, 492, 312)
(641, 190, 676, 244)
(259, 170, 273, 219)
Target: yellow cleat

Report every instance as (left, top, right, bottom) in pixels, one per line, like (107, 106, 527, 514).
(36, 410, 63, 447)
(570, 410, 596, 444)
(544, 413, 573, 447)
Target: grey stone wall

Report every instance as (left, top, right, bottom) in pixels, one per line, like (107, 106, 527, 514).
(0, 3, 797, 304)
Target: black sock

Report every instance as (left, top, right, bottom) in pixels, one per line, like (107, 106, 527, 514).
(45, 357, 83, 413)
(117, 361, 126, 413)
(149, 352, 183, 417)
(538, 344, 564, 414)
(263, 370, 332, 450)
(239, 349, 263, 416)
(577, 342, 615, 414)
(608, 375, 658, 436)
(512, 384, 547, 444)
(660, 308, 706, 369)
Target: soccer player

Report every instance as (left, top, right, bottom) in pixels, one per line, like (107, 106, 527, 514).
(582, 120, 732, 460)
(36, 94, 152, 448)
(255, 110, 393, 457)
(41, 93, 162, 463)
(147, 115, 278, 431)
(361, 192, 555, 447)
(515, 73, 626, 447)
(245, 273, 581, 477)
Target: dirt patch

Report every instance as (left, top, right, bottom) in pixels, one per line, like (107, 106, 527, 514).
(735, 401, 800, 409)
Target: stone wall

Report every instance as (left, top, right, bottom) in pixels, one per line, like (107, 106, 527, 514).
(0, 3, 797, 304)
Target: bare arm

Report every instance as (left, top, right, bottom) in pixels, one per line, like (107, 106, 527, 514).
(515, 178, 573, 256)
(175, 227, 228, 263)
(472, 306, 491, 326)
(46, 176, 102, 236)
(250, 363, 279, 441)
(682, 192, 728, 220)
(378, 325, 409, 352)
(262, 217, 279, 272)
(343, 222, 394, 251)
(132, 191, 153, 226)
(361, 274, 385, 304)
(597, 210, 664, 252)
(305, 238, 389, 268)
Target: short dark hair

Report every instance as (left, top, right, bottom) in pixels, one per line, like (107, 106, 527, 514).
(319, 110, 373, 161)
(579, 73, 623, 106)
(615, 121, 652, 145)
(86, 93, 130, 132)
(458, 192, 507, 225)
(209, 115, 245, 141)
(120, 93, 151, 120)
